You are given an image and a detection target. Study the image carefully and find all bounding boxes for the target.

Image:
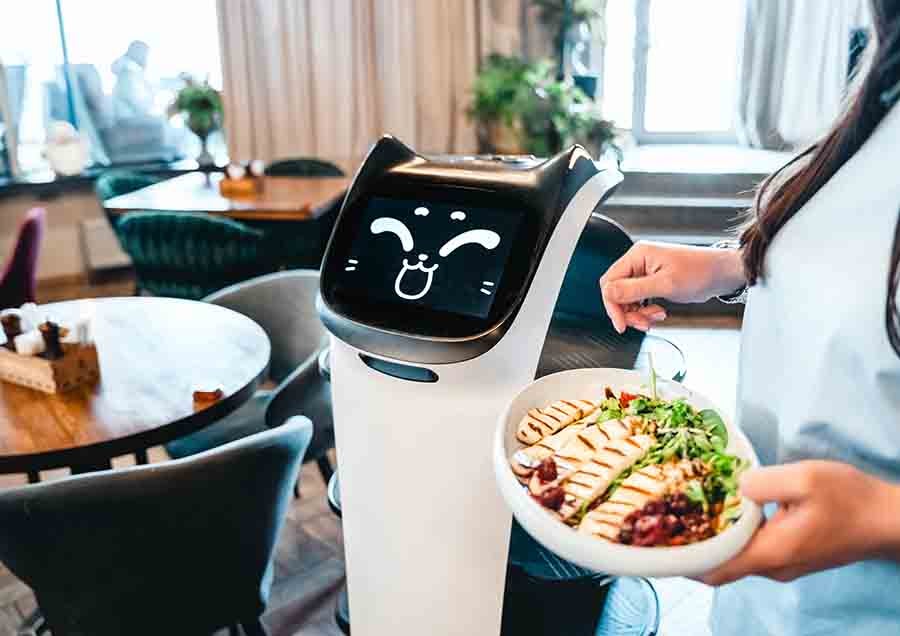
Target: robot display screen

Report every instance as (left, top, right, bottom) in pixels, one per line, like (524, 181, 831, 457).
(335, 196, 525, 321)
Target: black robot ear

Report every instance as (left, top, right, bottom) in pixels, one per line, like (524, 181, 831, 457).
(530, 145, 600, 219)
(366, 135, 419, 166)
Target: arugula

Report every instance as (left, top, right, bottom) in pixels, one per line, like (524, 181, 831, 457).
(593, 390, 746, 506)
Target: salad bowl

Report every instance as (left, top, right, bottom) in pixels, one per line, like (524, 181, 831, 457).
(493, 367, 763, 578)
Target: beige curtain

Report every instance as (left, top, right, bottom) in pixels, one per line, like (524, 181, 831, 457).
(736, 0, 870, 149)
(217, 0, 487, 166)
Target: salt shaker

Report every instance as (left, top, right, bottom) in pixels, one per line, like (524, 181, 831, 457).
(0, 310, 23, 350)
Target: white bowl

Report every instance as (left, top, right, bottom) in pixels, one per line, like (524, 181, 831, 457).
(493, 367, 762, 578)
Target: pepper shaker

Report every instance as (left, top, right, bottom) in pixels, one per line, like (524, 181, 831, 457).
(39, 321, 64, 359)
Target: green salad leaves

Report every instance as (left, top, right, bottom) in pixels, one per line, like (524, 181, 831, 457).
(595, 392, 746, 508)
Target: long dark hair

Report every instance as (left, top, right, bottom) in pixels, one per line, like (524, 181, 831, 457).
(740, 0, 900, 353)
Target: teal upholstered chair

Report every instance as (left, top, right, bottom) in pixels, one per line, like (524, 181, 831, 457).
(94, 170, 165, 237)
(263, 158, 346, 269)
(115, 212, 281, 299)
(165, 270, 334, 495)
(264, 157, 344, 178)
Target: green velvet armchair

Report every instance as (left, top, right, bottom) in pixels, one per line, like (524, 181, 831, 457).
(94, 170, 165, 235)
(115, 211, 282, 299)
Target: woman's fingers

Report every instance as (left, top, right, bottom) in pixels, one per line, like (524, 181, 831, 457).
(624, 304, 668, 332)
(604, 273, 670, 305)
(739, 464, 818, 504)
(600, 285, 628, 333)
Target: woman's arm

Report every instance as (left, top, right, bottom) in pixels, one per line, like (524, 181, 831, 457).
(701, 461, 900, 585)
(600, 241, 747, 333)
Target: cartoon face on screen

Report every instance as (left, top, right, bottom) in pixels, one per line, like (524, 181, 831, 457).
(338, 197, 522, 320)
(364, 207, 501, 300)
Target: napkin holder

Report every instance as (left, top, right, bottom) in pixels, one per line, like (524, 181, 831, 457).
(0, 343, 100, 393)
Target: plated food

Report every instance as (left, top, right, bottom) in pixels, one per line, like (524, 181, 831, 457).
(511, 383, 745, 548)
(495, 368, 761, 577)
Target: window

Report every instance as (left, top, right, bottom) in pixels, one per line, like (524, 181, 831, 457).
(0, 0, 222, 176)
(600, 0, 744, 143)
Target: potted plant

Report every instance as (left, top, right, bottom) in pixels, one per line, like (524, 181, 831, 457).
(519, 61, 620, 160)
(468, 54, 531, 154)
(468, 54, 620, 160)
(170, 77, 223, 166)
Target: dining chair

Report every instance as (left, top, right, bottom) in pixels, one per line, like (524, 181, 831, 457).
(115, 211, 282, 299)
(264, 157, 344, 178)
(165, 270, 335, 492)
(0, 207, 45, 310)
(262, 157, 346, 269)
(0, 417, 313, 636)
(94, 169, 164, 234)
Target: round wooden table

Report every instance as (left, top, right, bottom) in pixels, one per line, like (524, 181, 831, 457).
(0, 297, 270, 477)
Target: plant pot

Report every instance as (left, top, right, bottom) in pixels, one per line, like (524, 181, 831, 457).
(190, 128, 215, 167)
(485, 120, 526, 155)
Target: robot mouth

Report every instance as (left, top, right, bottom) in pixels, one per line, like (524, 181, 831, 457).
(394, 259, 439, 301)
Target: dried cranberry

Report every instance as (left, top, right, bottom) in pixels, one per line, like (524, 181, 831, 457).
(619, 528, 634, 544)
(536, 457, 558, 482)
(643, 500, 666, 516)
(667, 493, 695, 515)
(662, 514, 685, 535)
(635, 514, 662, 535)
(539, 486, 566, 510)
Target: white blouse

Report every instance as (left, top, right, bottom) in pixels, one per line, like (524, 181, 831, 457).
(712, 103, 900, 635)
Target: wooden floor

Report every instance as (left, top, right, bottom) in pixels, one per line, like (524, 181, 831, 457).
(3, 275, 742, 635)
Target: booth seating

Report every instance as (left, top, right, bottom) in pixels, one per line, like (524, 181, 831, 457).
(321, 211, 672, 635)
(0, 418, 313, 636)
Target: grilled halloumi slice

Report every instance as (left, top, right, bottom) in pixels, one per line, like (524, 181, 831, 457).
(515, 399, 600, 445)
(578, 460, 703, 541)
(554, 416, 644, 468)
(555, 435, 655, 519)
(512, 415, 638, 482)
(511, 423, 587, 481)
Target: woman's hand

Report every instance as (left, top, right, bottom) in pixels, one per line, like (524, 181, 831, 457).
(701, 461, 900, 586)
(599, 242, 746, 333)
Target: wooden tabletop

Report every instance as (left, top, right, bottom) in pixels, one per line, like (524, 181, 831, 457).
(0, 297, 270, 474)
(103, 172, 351, 221)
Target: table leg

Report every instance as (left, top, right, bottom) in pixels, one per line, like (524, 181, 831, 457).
(27, 470, 40, 484)
(70, 459, 113, 475)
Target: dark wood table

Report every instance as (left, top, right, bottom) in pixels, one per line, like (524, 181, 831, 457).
(0, 297, 270, 477)
(102, 172, 351, 221)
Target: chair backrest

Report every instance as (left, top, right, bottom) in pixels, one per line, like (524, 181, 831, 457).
(264, 157, 344, 178)
(95, 170, 163, 202)
(95, 170, 164, 235)
(0, 418, 312, 636)
(204, 270, 327, 383)
(116, 211, 279, 300)
(552, 212, 633, 324)
(0, 207, 45, 310)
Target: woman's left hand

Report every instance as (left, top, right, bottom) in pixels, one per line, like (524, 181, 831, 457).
(701, 460, 900, 586)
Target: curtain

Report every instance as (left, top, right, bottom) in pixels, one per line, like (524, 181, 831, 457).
(736, 0, 870, 149)
(217, 0, 484, 166)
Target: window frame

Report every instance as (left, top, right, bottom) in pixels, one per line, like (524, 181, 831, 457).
(627, 0, 740, 145)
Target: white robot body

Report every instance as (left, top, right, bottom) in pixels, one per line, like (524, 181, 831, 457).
(319, 138, 622, 636)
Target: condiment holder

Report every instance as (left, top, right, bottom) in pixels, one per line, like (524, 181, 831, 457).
(0, 305, 99, 394)
(219, 160, 265, 197)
